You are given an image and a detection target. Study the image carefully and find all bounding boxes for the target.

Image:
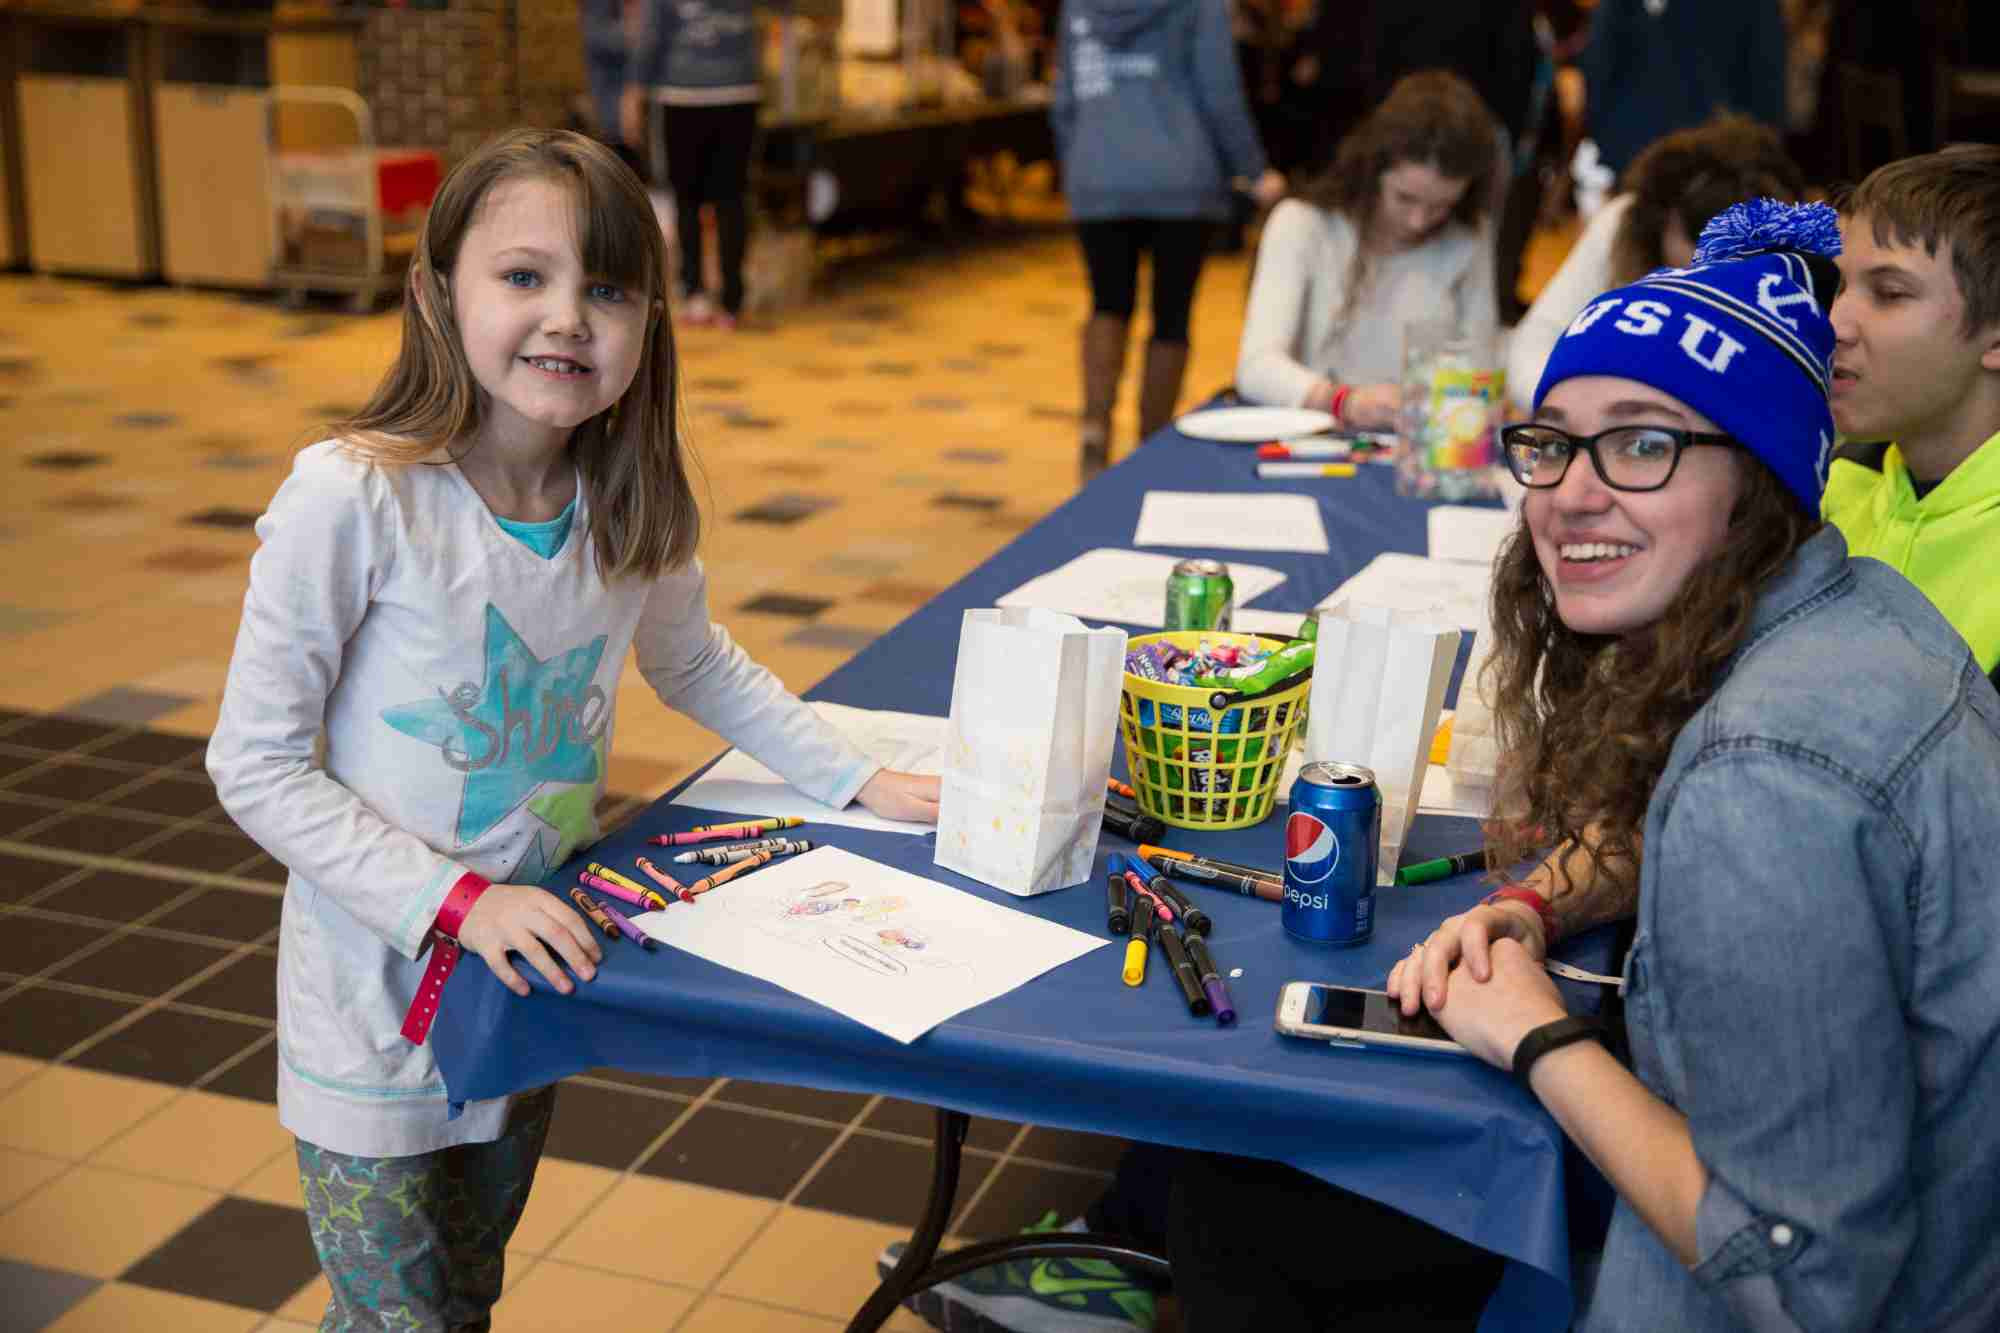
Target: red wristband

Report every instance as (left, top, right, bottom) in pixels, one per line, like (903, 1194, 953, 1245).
(1329, 383, 1351, 424)
(1482, 886, 1558, 941)
(400, 871, 491, 1045)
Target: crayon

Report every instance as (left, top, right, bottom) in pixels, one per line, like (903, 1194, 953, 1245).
(1121, 869, 1174, 925)
(687, 816, 803, 836)
(1145, 872, 1211, 936)
(585, 862, 654, 898)
(1183, 931, 1237, 1025)
(633, 857, 695, 903)
(679, 838, 814, 867)
(579, 870, 669, 913)
(568, 887, 620, 939)
(1158, 927, 1212, 1017)
(671, 836, 808, 864)
(593, 895, 657, 950)
(685, 851, 774, 897)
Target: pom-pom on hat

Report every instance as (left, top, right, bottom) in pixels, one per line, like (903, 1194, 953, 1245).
(1534, 199, 1842, 515)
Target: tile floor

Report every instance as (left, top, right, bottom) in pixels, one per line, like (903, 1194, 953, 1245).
(0, 211, 1255, 1331)
(3, 186, 1577, 1328)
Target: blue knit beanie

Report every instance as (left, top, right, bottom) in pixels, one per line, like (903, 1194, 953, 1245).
(1534, 200, 1842, 515)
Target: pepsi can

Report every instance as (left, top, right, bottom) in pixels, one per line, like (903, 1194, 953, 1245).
(1282, 761, 1380, 945)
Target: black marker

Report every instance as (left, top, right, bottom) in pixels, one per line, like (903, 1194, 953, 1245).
(1158, 927, 1211, 1017)
(1143, 869, 1210, 935)
(1181, 931, 1237, 1025)
(1100, 801, 1166, 845)
(1105, 868, 1131, 935)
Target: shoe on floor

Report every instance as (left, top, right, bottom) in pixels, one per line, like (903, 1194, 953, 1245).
(678, 291, 717, 327)
(875, 1212, 1155, 1333)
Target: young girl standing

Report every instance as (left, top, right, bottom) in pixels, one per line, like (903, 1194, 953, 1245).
(208, 129, 936, 1329)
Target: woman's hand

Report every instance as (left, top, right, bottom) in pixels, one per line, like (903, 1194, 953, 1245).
(855, 769, 942, 824)
(456, 885, 602, 998)
(1339, 382, 1402, 431)
(1252, 169, 1287, 209)
(1429, 937, 1569, 1072)
(1386, 901, 1547, 1016)
(619, 86, 646, 147)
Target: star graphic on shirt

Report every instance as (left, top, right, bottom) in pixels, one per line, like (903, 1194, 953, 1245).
(315, 1162, 375, 1225)
(381, 604, 608, 844)
(525, 734, 607, 868)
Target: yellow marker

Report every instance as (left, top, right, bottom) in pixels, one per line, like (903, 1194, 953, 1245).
(1429, 715, 1454, 765)
(1255, 462, 1357, 480)
(1122, 937, 1149, 987)
(585, 862, 653, 898)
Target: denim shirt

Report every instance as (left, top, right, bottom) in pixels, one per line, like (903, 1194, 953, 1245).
(1578, 527, 2000, 1332)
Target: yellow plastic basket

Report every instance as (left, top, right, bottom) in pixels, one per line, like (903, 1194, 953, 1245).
(1118, 630, 1311, 831)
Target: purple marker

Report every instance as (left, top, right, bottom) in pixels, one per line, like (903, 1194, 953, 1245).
(595, 896, 658, 951)
(1182, 932, 1236, 1026)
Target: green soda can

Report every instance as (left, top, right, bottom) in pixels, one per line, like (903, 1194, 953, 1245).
(1165, 558, 1234, 632)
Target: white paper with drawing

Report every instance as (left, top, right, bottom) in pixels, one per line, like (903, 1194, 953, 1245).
(997, 548, 1288, 628)
(671, 702, 946, 836)
(634, 846, 1105, 1043)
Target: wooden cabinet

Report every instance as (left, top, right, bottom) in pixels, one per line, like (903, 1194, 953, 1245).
(153, 82, 271, 286)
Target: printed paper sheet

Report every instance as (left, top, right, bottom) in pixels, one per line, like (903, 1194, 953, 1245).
(1133, 491, 1330, 554)
(634, 846, 1106, 1043)
(1317, 552, 1493, 633)
(672, 703, 945, 836)
(996, 548, 1287, 628)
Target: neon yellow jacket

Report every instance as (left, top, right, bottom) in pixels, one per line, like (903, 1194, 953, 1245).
(1823, 428, 2000, 679)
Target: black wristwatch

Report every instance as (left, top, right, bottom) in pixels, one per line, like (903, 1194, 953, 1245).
(1511, 1016, 1604, 1087)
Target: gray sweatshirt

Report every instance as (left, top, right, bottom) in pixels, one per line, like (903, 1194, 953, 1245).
(1051, 0, 1268, 222)
(628, 0, 767, 105)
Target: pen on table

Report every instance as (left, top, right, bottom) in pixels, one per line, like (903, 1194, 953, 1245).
(671, 836, 811, 865)
(685, 851, 775, 897)
(1393, 850, 1486, 885)
(568, 887, 620, 939)
(591, 895, 658, 950)
(1139, 866, 1210, 935)
(686, 816, 803, 836)
(1157, 926, 1212, 1017)
(578, 870, 670, 913)
(1181, 930, 1237, 1025)
(1106, 865, 1131, 935)
(1256, 461, 1356, 480)
(1123, 909, 1157, 987)
(1256, 439, 1351, 461)
(1106, 776, 1137, 800)
(633, 856, 695, 903)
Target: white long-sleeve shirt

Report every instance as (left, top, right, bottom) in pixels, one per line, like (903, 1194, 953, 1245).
(209, 441, 879, 1156)
(1235, 199, 1497, 408)
(1506, 192, 1633, 409)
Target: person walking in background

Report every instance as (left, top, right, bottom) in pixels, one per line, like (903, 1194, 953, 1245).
(1053, 0, 1283, 482)
(1234, 71, 1498, 430)
(1576, 0, 1788, 178)
(621, 0, 770, 328)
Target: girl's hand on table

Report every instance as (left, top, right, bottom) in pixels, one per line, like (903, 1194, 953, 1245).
(1387, 900, 1548, 1017)
(1429, 938, 1569, 1073)
(457, 885, 602, 998)
(1339, 382, 1402, 431)
(856, 769, 942, 824)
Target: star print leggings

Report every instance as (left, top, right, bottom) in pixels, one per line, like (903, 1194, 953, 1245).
(294, 1086, 556, 1332)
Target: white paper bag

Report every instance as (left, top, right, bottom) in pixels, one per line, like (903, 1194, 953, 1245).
(934, 608, 1129, 897)
(1304, 605, 1461, 884)
(1445, 617, 1501, 804)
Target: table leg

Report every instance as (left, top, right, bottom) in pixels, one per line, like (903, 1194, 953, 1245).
(845, 1108, 1171, 1333)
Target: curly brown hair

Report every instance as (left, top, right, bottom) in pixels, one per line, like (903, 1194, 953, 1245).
(1611, 115, 1805, 285)
(1480, 457, 1821, 899)
(1293, 70, 1498, 320)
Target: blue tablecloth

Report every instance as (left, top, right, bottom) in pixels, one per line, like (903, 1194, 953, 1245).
(431, 430, 1610, 1333)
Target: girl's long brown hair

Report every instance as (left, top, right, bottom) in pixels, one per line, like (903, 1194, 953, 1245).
(1482, 458, 1820, 898)
(1610, 115, 1804, 285)
(334, 129, 698, 581)
(1293, 70, 1498, 321)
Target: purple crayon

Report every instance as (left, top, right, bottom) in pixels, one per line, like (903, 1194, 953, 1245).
(594, 896, 657, 951)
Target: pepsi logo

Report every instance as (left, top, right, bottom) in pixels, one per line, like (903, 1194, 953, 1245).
(1285, 812, 1340, 885)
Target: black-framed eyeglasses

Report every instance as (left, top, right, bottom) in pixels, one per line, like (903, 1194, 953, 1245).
(1499, 423, 1739, 492)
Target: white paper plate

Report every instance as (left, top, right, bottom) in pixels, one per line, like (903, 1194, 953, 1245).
(1174, 406, 1337, 443)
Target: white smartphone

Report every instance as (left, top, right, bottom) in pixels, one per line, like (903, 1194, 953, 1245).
(1275, 982, 1472, 1058)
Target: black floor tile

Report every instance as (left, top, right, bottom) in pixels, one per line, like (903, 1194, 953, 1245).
(1016, 1127, 1133, 1173)
(90, 730, 209, 768)
(176, 952, 277, 1018)
(0, 1258, 98, 1330)
(27, 812, 167, 857)
(0, 987, 140, 1059)
(541, 1079, 688, 1170)
(584, 1066, 716, 1098)
(202, 1036, 277, 1103)
(149, 887, 283, 941)
(864, 1098, 1022, 1151)
(230, 853, 287, 886)
(59, 870, 197, 923)
(49, 933, 232, 997)
(136, 826, 262, 873)
(0, 747, 44, 778)
(67, 1006, 268, 1087)
(0, 916, 103, 975)
(737, 592, 833, 618)
(111, 775, 221, 821)
(5, 761, 136, 803)
(637, 1104, 838, 1199)
(6, 716, 116, 752)
(0, 851, 75, 902)
(0, 796, 56, 838)
(121, 1197, 319, 1312)
(953, 1161, 1112, 1239)
(713, 1078, 870, 1124)
(794, 1132, 995, 1229)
